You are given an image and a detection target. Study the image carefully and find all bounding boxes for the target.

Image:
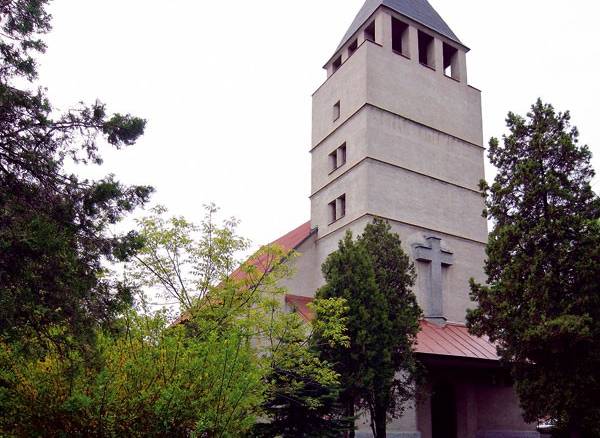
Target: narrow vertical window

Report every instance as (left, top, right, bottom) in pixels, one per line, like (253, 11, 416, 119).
(328, 200, 337, 223)
(333, 101, 340, 121)
(329, 150, 338, 172)
(348, 39, 358, 58)
(418, 31, 434, 68)
(337, 194, 346, 219)
(338, 143, 347, 167)
(443, 43, 459, 79)
(364, 21, 376, 43)
(391, 17, 409, 56)
(332, 55, 342, 73)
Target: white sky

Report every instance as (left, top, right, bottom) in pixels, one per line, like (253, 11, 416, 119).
(40, 0, 600, 249)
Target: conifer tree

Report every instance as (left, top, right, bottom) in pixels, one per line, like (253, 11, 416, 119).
(467, 100, 600, 438)
(315, 219, 421, 438)
(0, 1, 152, 346)
(358, 219, 421, 436)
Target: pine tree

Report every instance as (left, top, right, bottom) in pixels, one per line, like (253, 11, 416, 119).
(467, 100, 600, 438)
(315, 219, 421, 438)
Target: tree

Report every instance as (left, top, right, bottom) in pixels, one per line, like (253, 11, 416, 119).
(358, 219, 422, 435)
(131, 206, 353, 437)
(1, 206, 350, 437)
(252, 299, 353, 438)
(127, 204, 250, 312)
(0, 309, 265, 437)
(467, 100, 600, 438)
(0, 0, 152, 347)
(315, 219, 421, 438)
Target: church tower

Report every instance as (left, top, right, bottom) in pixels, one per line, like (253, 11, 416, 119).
(309, 0, 487, 323)
(277, 1, 540, 435)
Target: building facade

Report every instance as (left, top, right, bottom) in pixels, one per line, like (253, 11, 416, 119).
(273, 1, 542, 436)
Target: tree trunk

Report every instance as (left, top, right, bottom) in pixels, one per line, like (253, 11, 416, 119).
(345, 400, 355, 438)
(373, 400, 387, 438)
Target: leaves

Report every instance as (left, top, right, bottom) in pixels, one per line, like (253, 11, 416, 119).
(0, 1, 152, 345)
(0, 311, 265, 437)
(467, 99, 600, 434)
(314, 219, 422, 437)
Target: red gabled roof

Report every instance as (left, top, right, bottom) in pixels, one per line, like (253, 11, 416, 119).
(286, 294, 500, 362)
(271, 221, 313, 250)
(285, 294, 315, 322)
(229, 221, 313, 281)
(174, 222, 313, 325)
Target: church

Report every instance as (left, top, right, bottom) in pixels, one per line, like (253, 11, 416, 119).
(266, 0, 542, 437)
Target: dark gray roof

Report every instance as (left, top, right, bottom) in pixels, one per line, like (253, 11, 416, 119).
(337, 0, 462, 51)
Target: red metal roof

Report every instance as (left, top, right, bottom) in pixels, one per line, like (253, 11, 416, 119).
(416, 319, 499, 361)
(285, 294, 315, 322)
(229, 221, 313, 281)
(286, 294, 500, 362)
(271, 221, 313, 250)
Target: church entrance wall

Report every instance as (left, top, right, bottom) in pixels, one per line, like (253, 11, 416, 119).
(415, 357, 539, 438)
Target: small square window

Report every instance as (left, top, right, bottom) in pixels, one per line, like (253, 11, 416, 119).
(333, 101, 340, 121)
(329, 194, 347, 224)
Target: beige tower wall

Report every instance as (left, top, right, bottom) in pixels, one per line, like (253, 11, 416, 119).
(278, 4, 538, 436)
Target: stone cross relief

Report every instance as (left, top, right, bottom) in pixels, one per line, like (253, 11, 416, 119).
(412, 236, 454, 320)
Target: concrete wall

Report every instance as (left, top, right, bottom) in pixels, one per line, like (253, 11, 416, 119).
(312, 42, 368, 147)
(366, 40, 483, 146)
(365, 107, 485, 192)
(365, 160, 487, 243)
(311, 107, 369, 195)
(310, 161, 370, 238)
(415, 370, 538, 438)
(279, 233, 321, 298)
(285, 213, 486, 324)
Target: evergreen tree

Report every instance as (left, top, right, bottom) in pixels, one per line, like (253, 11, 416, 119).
(0, 1, 152, 346)
(358, 219, 422, 436)
(315, 219, 421, 438)
(467, 100, 600, 438)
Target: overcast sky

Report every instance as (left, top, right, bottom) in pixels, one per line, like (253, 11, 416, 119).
(39, 0, 600, 249)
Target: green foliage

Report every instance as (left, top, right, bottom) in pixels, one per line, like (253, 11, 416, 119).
(467, 99, 600, 436)
(131, 206, 353, 437)
(252, 302, 352, 438)
(315, 219, 422, 437)
(127, 204, 250, 311)
(0, 310, 264, 437)
(0, 0, 152, 346)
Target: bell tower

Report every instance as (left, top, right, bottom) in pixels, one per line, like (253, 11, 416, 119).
(309, 0, 488, 323)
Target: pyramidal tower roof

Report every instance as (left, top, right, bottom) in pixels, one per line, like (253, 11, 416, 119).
(337, 0, 462, 50)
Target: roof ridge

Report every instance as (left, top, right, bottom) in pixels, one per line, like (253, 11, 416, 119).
(336, 0, 462, 53)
